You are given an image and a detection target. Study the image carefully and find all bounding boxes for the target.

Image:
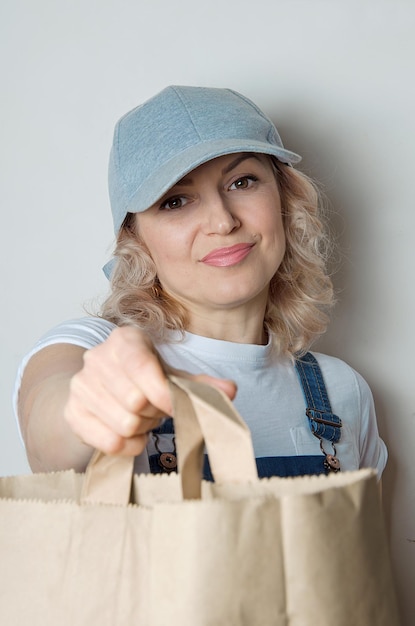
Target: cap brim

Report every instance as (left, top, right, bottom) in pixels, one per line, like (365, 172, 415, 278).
(115, 138, 301, 232)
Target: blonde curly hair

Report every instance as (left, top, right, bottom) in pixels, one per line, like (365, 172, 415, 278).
(100, 159, 335, 356)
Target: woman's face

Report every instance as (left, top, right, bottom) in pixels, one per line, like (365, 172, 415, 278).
(135, 153, 286, 339)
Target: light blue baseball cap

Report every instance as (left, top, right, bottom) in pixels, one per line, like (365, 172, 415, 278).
(108, 85, 302, 235)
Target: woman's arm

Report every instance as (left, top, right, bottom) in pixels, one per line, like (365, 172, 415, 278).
(17, 326, 237, 473)
(18, 343, 93, 472)
(17, 327, 168, 472)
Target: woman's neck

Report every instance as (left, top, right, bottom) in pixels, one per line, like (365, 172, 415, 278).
(185, 306, 268, 345)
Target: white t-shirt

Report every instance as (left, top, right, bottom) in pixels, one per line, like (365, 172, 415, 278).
(13, 316, 387, 477)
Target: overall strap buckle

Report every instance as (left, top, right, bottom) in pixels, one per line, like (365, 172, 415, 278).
(295, 353, 342, 472)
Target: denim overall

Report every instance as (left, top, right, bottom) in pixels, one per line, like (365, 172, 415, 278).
(149, 353, 342, 479)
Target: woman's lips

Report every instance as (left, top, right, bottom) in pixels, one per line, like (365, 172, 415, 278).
(201, 243, 255, 267)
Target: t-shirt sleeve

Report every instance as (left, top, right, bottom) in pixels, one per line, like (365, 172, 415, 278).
(314, 352, 388, 479)
(353, 368, 388, 478)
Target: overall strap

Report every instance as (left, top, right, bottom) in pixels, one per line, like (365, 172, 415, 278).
(294, 352, 342, 444)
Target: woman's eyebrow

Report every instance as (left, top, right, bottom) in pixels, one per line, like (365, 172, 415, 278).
(172, 176, 193, 187)
(222, 154, 262, 175)
(173, 154, 262, 188)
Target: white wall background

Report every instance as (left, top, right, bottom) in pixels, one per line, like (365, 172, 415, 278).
(1, 1, 414, 622)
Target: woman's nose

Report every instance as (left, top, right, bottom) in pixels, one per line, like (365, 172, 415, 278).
(202, 194, 241, 235)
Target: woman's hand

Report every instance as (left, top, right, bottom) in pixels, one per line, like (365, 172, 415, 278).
(19, 325, 237, 471)
(64, 326, 237, 458)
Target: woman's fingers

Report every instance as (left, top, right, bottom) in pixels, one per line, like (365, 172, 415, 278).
(65, 380, 162, 441)
(65, 406, 155, 456)
(193, 374, 237, 400)
(115, 327, 173, 414)
(164, 364, 238, 401)
(63, 326, 170, 452)
(63, 325, 238, 457)
(90, 326, 173, 413)
(69, 357, 164, 436)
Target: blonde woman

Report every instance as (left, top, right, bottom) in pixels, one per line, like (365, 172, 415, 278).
(15, 86, 387, 479)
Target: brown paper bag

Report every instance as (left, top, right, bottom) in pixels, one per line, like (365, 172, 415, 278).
(0, 376, 400, 625)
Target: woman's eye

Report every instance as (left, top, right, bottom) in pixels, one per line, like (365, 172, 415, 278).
(160, 196, 188, 210)
(229, 175, 258, 190)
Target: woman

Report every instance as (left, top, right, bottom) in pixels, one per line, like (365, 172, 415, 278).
(15, 85, 387, 478)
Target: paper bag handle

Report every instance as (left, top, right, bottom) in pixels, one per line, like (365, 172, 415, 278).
(81, 451, 135, 506)
(169, 376, 257, 498)
(81, 375, 258, 505)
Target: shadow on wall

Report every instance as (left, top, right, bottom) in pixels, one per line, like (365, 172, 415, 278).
(271, 106, 370, 358)
(274, 105, 406, 621)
